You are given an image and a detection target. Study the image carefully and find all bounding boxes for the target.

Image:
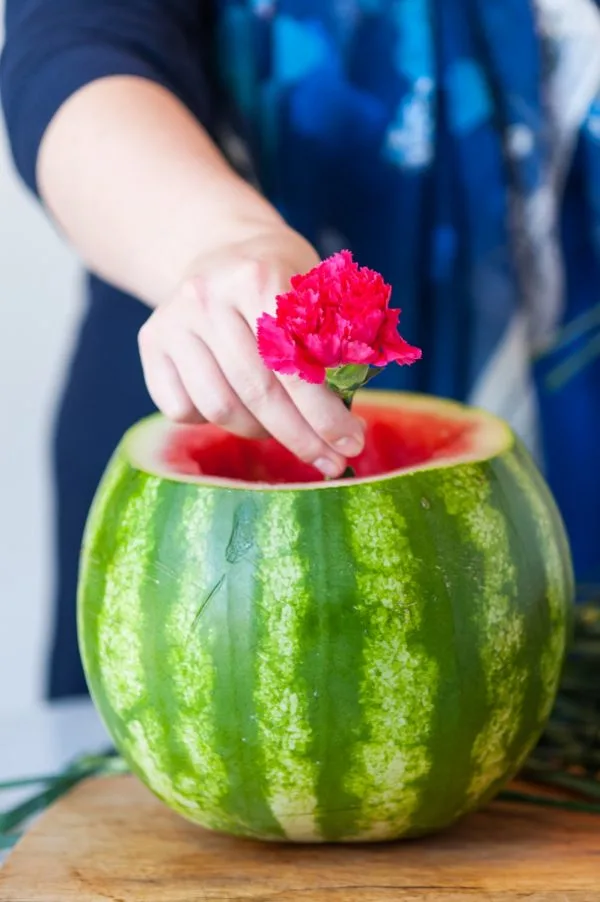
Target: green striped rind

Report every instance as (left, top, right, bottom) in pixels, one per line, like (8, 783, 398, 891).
(78, 458, 150, 724)
(342, 485, 438, 840)
(437, 465, 525, 805)
(79, 466, 180, 806)
(504, 445, 573, 724)
(204, 494, 285, 839)
(253, 494, 318, 840)
(78, 409, 574, 843)
(296, 488, 364, 841)
(161, 488, 233, 831)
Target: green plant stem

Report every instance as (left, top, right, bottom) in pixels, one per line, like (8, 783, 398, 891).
(0, 754, 127, 836)
(337, 395, 356, 479)
(326, 365, 384, 481)
(0, 775, 61, 792)
(0, 776, 84, 834)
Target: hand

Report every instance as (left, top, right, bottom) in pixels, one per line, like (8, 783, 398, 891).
(138, 226, 366, 477)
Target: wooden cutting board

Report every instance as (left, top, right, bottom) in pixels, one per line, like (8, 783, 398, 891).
(0, 775, 598, 901)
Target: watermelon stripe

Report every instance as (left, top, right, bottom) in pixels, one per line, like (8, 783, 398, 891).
(208, 495, 284, 839)
(96, 474, 183, 803)
(403, 472, 489, 830)
(95, 471, 157, 716)
(78, 454, 134, 707)
(298, 489, 364, 842)
(139, 483, 214, 820)
(481, 454, 557, 790)
(80, 452, 132, 562)
(343, 483, 438, 841)
(139, 482, 188, 810)
(503, 449, 572, 723)
(253, 493, 319, 841)
(163, 487, 235, 830)
(437, 464, 525, 805)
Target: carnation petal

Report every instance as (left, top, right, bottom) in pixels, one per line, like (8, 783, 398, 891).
(378, 342, 423, 366)
(257, 313, 297, 371)
(258, 252, 421, 387)
(344, 308, 384, 344)
(374, 335, 423, 366)
(304, 335, 340, 368)
(294, 348, 327, 384)
(342, 340, 377, 365)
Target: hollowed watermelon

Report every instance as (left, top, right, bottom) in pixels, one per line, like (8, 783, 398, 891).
(78, 391, 573, 843)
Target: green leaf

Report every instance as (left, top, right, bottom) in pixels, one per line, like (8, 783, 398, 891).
(0, 754, 129, 835)
(0, 775, 61, 792)
(326, 364, 370, 394)
(325, 365, 384, 404)
(0, 774, 85, 834)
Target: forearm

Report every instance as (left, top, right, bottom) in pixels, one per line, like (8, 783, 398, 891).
(37, 76, 284, 307)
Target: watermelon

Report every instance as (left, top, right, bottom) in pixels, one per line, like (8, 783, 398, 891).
(78, 391, 573, 843)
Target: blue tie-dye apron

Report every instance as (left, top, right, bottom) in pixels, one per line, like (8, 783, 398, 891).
(215, 0, 600, 586)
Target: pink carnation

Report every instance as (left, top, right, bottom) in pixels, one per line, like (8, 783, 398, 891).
(257, 251, 422, 384)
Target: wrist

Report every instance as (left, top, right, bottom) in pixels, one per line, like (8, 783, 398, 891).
(180, 206, 317, 287)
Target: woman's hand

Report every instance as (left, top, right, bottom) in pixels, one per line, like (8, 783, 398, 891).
(35, 75, 364, 476)
(138, 226, 366, 477)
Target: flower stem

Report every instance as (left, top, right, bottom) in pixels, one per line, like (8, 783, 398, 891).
(340, 394, 356, 479)
(324, 364, 383, 480)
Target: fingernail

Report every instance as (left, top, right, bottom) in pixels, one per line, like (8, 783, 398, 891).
(333, 434, 364, 456)
(314, 457, 342, 478)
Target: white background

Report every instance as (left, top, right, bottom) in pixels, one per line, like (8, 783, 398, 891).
(0, 6, 81, 713)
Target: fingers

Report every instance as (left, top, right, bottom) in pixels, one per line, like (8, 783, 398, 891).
(173, 331, 267, 439)
(138, 329, 201, 423)
(141, 314, 346, 475)
(139, 320, 265, 438)
(208, 312, 349, 475)
(278, 376, 366, 458)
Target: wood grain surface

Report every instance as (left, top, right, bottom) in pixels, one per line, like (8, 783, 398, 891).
(0, 775, 599, 901)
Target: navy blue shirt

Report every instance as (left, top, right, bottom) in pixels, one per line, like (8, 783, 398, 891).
(1, 0, 215, 194)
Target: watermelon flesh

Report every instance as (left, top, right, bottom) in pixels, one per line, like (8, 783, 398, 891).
(78, 392, 574, 843)
(156, 395, 495, 485)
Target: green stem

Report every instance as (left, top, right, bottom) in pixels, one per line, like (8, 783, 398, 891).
(0, 754, 128, 836)
(0, 775, 62, 792)
(0, 773, 87, 834)
(340, 394, 356, 479)
(325, 364, 384, 481)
